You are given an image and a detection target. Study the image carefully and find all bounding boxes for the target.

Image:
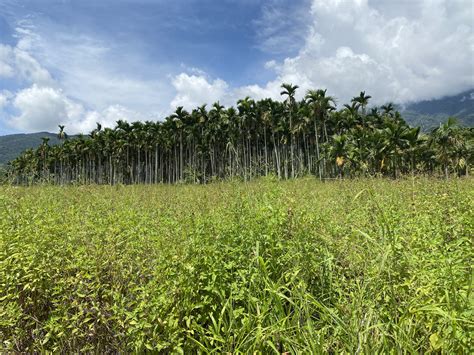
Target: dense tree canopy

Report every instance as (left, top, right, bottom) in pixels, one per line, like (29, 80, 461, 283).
(6, 85, 473, 185)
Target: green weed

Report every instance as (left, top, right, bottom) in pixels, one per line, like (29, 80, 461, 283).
(0, 177, 472, 352)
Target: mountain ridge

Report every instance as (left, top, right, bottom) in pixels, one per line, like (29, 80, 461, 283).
(401, 89, 474, 129)
(0, 132, 62, 167)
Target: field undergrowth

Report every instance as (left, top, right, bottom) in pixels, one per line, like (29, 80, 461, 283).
(0, 177, 473, 352)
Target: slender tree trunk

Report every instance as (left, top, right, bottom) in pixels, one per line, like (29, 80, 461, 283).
(264, 127, 268, 176)
(290, 113, 294, 178)
(314, 120, 322, 180)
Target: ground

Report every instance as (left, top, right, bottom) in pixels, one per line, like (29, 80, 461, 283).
(0, 177, 473, 352)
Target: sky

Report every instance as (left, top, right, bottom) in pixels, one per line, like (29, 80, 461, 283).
(0, 0, 473, 135)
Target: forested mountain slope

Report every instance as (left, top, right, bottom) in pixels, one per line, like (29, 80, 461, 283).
(402, 89, 474, 129)
(0, 133, 60, 166)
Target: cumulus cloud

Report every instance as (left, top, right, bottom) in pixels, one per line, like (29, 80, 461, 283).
(250, 0, 474, 104)
(170, 73, 230, 110)
(11, 23, 170, 113)
(172, 0, 473, 110)
(6, 84, 143, 134)
(9, 85, 68, 132)
(74, 105, 143, 134)
(169, 70, 288, 111)
(0, 22, 166, 133)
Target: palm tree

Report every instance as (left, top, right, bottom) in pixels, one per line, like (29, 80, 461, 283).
(429, 117, 463, 179)
(56, 125, 68, 183)
(38, 137, 51, 181)
(327, 134, 349, 178)
(305, 89, 336, 179)
(381, 120, 420, 178)
(381, 103, 395, 117)
(171, 106, 190, 181)
(57, 125, 67, 141)
(280, 83, 299, 178)
(237, 97, 256, 179)
(352, 91, 372, 124)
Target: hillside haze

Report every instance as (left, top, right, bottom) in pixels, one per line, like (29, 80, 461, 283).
(402, 89, 474, 129)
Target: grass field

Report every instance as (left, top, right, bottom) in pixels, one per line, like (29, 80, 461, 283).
(1, 177, 473, 352)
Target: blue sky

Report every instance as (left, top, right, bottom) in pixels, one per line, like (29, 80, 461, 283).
(0, 0, 472, 134)
(2, 0, 297, 85)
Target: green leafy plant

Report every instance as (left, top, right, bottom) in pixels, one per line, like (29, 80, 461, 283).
(0, 177, 472, 352)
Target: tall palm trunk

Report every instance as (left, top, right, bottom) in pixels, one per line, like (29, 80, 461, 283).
(314, 120, 322, 180)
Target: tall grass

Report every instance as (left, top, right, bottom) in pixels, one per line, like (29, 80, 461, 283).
(0, 177, 472, 352)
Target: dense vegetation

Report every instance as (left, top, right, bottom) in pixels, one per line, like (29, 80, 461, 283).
(1, 89, 472, 169)
(6, 85, 473, 185)
(0, 178, 472, 352)
(0, 132, 62, 168)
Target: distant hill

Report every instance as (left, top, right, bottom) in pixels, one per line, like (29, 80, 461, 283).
(0, 132, 61, 166)
(402, 89, 474, 130)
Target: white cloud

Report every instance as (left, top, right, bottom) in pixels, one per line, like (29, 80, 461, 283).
(0, 22, 167, 133)
(250, 0, 474, 105)
(172, 0, 473, 110)
(0, 90, 12, 109)
(170, 73, 230, 110)
(6, 84, 144, 134)
(9, 85, 68, 132)
(70, 105, 143, 134)
(1, 0, 473, 135)
(10, 24, 171, 113)
(0, 43, 54, 86)
(0, 46, 15, 77)
(170, 71, 286, 111)
(253, 0, 310, 54)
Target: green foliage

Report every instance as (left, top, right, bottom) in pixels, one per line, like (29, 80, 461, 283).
(0, 165, 8, 184)
(0, 178, 473, 352)
(0, 132, 62, 166)
(7, 87, 473, 186)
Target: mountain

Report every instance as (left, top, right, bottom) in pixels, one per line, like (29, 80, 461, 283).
(0, 132, 61, 166)
(401, 89, 474, 130)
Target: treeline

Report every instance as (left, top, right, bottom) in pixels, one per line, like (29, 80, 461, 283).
(6, 85, 473, 185)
